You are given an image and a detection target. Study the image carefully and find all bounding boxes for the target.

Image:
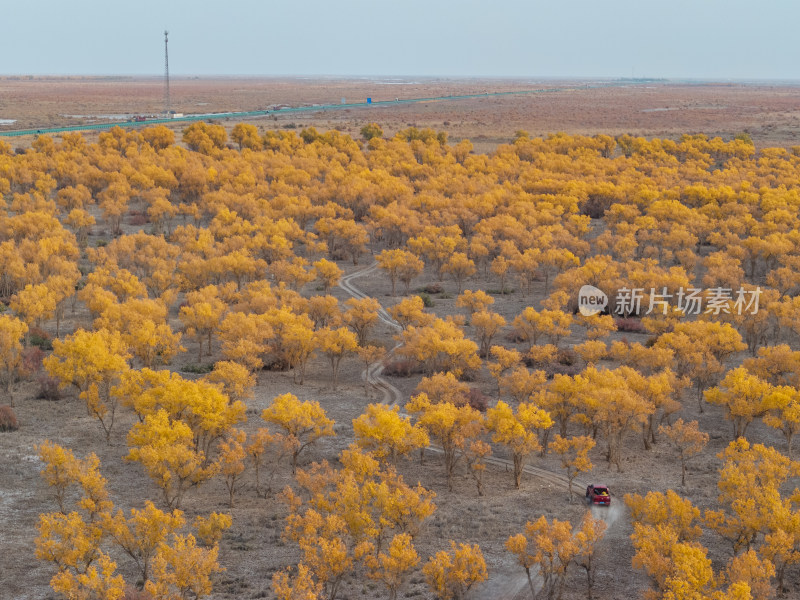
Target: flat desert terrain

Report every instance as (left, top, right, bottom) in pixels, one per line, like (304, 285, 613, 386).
(2, 76, 800, 600)
(2, 77, 800, 150)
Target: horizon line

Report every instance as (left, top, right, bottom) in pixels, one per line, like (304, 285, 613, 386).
(2, 74, 800, 85)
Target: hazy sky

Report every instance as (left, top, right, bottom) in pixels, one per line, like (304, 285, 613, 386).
(2, 0, 798, 79)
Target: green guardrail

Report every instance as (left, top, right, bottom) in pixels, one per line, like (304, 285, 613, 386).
(0, 82, 634, 138)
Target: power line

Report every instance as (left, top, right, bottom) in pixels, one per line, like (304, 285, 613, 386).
(164, 30, 170, 117)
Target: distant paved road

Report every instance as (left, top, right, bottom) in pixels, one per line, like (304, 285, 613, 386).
(0, 81, 632, 138)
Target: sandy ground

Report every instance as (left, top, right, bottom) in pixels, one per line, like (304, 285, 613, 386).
(3, 77, 800, 151)
(2, 76, 800, 598)
(4, 255, 797, 600)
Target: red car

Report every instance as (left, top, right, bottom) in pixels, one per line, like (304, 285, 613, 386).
(586, 484, 611, 506)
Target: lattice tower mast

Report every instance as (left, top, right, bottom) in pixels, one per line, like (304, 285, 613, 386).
(164, 31, 170, 116)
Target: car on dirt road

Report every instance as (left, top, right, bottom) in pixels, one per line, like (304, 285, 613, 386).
(586, 484, 611, 506)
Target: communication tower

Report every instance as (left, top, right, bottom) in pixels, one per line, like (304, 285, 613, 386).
(164, 31, 170, 117)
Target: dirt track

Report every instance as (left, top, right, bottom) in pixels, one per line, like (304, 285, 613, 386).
(339, 263, 621, 600)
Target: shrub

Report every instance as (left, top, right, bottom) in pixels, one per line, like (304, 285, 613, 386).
(580, 195, 611, 219)
(382, 359, 418, 378)
(128, 211, 149, 226)
(181, 363, 215, 374)
(467, 388, 489, 412)
(418, 292, 435, 308)
(0, 405, 18, 431)
(422, 283, 444, 294)
(330, 247, 348, 261)
(262, 358, 290, 372)
(123, 586, 154, 600)
(615, 318, 646, 333)
(543, 363, 582, 378)
(525, 344, 558, 367)
(505, 328, 526, 344)
(22, 346, 45, 374)
(487, 288, 514, 295)
(29, 327, 53, 351)
(556, 348, 578, 366)
(36, 375, 63, 401)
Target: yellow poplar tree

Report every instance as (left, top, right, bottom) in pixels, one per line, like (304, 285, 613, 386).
(316, 326, 359, 389)
(364, 533, 419, 600)
(573, 511, 608, 599)
(407, 393, 485, 491)
(343, 297, 381, 346)
(705, 438, 800, 554)
(247, 428, 297, 497)
(396, 318, 481, 377)
(455, 289, 494, 316)
(658, 419, 709, 486)
(145, 533, 224, 600)
(505, 516, 576, 600)
(126, 410, 219, 509)
(262, 393, 335, 473)
(763, 385, 800, 456)
(487, 345, 522, 394)
(388, 295, 434, 330)
(95, 298, 184, 368)
(217, 311, 273, 372)
(217, 429, 247, 507)
(705, 367, 771, 439)
(0, 314, 28, 406)
(376, 248, 424, 295)
(551, 434, 595, 501)
(357, 344, 387, 397)
(353, 403, 429, 463)
(272, 564, 323, 600)
(486, 400, 553, 488)
(415, 371, 470, 406)
(471, 310, 506, 358)
(204, 360, 256, 403)
(10, 282, 57, 338)
(313, 258, 343, 292)
(442, 252, 476, 293)
(103, 500, 185, 584)
(422, 541, 487, 600)
(179, 285, 227, 362)
(44, 328, 131, 441)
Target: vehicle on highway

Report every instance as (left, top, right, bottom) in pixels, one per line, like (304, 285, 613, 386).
(586, 484, 611, 506)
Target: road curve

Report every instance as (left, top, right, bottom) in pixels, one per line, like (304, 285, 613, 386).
(339, 263, 404, 406)
(339, 262, 613, 600)
(338, 262, 583, 490)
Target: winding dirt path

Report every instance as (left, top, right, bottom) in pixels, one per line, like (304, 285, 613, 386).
(338, 262, 617, 599)
(339, 263, 405, 405)
(340, 262, 584, 491)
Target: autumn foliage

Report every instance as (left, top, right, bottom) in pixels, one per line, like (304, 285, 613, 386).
(11, 123, 800, 599)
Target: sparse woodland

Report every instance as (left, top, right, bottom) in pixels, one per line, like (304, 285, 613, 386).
(3, 122, 800, 599)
